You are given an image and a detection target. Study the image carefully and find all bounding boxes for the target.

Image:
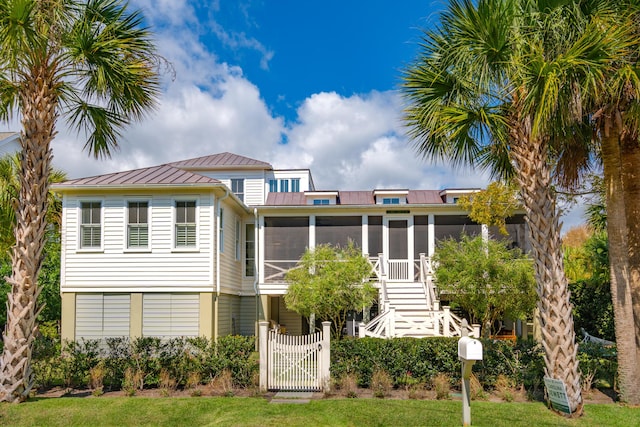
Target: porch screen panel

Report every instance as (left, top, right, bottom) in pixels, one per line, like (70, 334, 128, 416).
(489, 214, 529, 251)
(264, 217, 309, 282)
(434, 215, 481, 243)
(368, 216, 383, 256)
(315, 216, 362, 248)
(414, 216, 429, 257)
(388, 220, 408, 259)
(264, 217, 309, 260)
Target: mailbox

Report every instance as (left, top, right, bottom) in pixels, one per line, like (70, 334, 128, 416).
(458, 337, 483, 361)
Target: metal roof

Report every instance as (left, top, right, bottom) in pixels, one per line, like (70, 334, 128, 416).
(169, 152, 272, 169)
(264, 190, 446, 206)
(54, 164, 220, 187)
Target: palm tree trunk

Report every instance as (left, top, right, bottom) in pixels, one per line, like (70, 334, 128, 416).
(0, 69, 57, 403)
(608, 131, 640, 404)
(510, 118, 582, 415)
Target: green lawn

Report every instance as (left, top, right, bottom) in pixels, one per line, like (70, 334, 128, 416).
(0, 396, 637, 427)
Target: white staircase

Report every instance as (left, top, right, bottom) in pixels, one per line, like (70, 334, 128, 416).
(360, 254, 480, 339)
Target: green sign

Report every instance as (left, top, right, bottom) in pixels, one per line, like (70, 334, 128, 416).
(543, 377, 571, 414)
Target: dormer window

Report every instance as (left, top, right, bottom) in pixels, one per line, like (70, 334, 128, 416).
(313, 199, 330, 205)
(374, 190, 408, 205)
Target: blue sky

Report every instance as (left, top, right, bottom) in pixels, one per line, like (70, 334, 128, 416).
(0, 0, 584, 228)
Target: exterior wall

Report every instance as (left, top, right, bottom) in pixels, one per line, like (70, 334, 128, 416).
(218, 200, 246, 295)
(217, 293, 241, 336)
(62, 291, 216, 341)
(198, 170, 266, 206)
(239, 296, 257, 336)
(60, 190, 215, 293)
(265, 170, 314, 194)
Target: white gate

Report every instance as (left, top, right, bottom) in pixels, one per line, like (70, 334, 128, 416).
(259, 321, 330, 392)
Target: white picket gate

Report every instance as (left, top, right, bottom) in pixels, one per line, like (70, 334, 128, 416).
(259, 321, 330, 392)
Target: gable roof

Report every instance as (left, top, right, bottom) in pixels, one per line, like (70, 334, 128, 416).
(169, 152, 272, 170)
(53, 164, 220, 188)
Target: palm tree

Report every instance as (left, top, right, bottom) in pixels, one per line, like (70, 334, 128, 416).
(0, 0, 160, 402)
(0, 153, 66, 257)
(402, 0, 631, 414)
(565, 0, 640, 404)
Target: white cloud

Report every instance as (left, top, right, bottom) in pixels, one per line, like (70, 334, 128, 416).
(0, 0, 583, 233)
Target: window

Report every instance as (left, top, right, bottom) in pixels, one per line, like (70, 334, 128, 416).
(231, 179, 244, 202)
(382, 197, 400, 205)
(291, 178, 300, 192)
(127, 201, 148, 248)
(219, 207, 225, 253)
(235, 219, 241, 260)
(80, 201, 101, 248)
(313, 199, 330, 205)
(279, 179, 289, 192)
(175, 201, 196, 247)
(269, 179, 278, 192)
(245, 223, 255, 276)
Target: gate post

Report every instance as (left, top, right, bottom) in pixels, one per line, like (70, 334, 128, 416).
(321, 321, 331, 392)
(259, 321, 268, 392)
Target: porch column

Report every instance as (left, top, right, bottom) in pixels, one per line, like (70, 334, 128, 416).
(60, 292, 76, 343)
(362, 215, 368, 255)
(428, 214, 435, 257)
(258, 215, 265, 283)
(309, 214, 316, 249)
(259, 321, 268, 392)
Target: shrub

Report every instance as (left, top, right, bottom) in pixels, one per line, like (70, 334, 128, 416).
(433, 373, 451, 399)
(371, 369, 393, 398)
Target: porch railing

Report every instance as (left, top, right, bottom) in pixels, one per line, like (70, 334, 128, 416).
(359, 305, 480, 339)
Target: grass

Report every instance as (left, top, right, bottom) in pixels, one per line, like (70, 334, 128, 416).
(0, 396, 638, 426)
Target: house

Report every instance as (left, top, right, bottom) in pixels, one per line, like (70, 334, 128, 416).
(0, 132, 20, 157)
(53, 152, 528, 342)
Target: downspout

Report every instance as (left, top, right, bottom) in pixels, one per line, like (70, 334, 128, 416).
(215, 188, 230, 342)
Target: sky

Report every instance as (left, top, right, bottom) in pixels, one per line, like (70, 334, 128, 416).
(0, 0, 585, 228)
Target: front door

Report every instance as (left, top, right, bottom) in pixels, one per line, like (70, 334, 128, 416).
(385, 218, 411, 281)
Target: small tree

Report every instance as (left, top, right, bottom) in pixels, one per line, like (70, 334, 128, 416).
(284, 243, 377, 338)
(457, 182, 520, 236)
(433, 235, 536, 337)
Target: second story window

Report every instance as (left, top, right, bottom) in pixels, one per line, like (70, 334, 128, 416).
(383, 197, 400, 205)
(128, 201, 149, 248)
(80, 201, 101, 248)
(175, 201, 196, 247)
(269, 179, 278, 192)
(231, 179, 244, 202)
(313, 199, 330, 205)
(279, 179, 289, 192)
(291, 178, 300, 192)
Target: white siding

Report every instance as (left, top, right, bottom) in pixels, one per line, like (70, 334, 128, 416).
(142, 293, 199, 338)
(198, 171, 265, 206)
(62, 192, 215, 292)
(239, 296, 256, 336)
(76, 294, 130, 340)
(219, 203, 243, 294)
(218, 294, 241, 336)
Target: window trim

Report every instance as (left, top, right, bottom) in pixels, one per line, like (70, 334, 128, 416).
(172, 198, 199, 252)
(125, 199, 151, 251)
(291, 178, 300, 192)
(219, 207, 225, 253)
(231, 178, 244, 203)
(235, 218, 241, 261)
(78, 200, 103, 252)
(244, 223, 256, 277)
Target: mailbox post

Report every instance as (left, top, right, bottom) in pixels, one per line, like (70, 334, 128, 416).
(458, 323, 483, 426)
